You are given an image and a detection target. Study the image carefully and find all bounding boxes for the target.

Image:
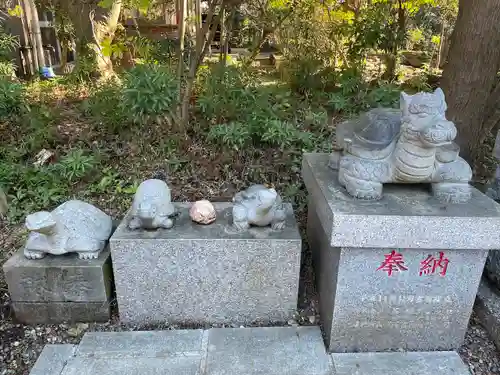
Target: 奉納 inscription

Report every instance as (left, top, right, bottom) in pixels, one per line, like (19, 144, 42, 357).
(377, 250, 450, 277)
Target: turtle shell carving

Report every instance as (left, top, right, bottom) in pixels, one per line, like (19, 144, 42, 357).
(331, 88, 473, 204)
(24, 200, 113, 260)
(349, 108, 402, 151)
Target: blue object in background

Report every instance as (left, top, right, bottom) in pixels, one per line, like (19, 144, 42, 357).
(40, 66, 56, 79)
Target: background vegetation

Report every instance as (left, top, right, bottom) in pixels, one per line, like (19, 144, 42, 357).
(0, 0, 499, 224)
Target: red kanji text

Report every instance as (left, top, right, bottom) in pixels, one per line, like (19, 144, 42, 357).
(419, 251, 449, 276)
(377, 250, 408, 276)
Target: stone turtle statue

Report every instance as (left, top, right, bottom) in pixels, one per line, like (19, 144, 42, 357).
(128, 179, 176, 230)
(24, 200, 113, 260)
(330, 88, 472, 203)
(232, 184, 286, 230)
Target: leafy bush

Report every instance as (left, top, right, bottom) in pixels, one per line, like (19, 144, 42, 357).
(55, 149, 97, 182)
(149, 39, 178, 64)
(207, 122, 251, 150)
(0, 60, 15, 78)
(65, 53, 98, 83)
(84, 65, 179, 130)
(0, 79, 25, 119)
(196, 64, 256, 122)
(122, 64, 179, 125)
(402, 72, 432, 92)
(83, 78, 128, 132)
(0, 22, 19, 78)
(200, 66, 318, 150)
(323, 70, 400, 115)
(283, 59, 322, 95)
(0, 149, 97, 221)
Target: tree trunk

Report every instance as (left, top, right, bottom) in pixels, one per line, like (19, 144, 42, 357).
(194, 0, 201, 48)
(434, 20, 446, 70)
(21, 0, 39, 72)
(222, 8, 236, 66)
(27, 0, 45, 69)
(177, 0, 187, 107)
(243, 7, 295, 68)
(219, 8, 226, 63)
(0, 186, 7, 217)
(62, 0, 121, 78)
(89, 0, 123, 79)
(439, 34, 450, 69)
(440, 0, 500, 166)
(60, 44, 68, 71)
(383, 54, 396, 81)
(180, 3, 225, 126)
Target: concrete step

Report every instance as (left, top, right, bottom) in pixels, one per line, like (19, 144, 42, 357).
(332, 351, 471, 375)
(28, 327, 472, 375)
(29, 326, 333, 375)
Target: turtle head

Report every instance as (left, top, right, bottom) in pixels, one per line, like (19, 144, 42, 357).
(257, 187, 278, 209)
(25, 211, 57, 235)
(401, 88, 455, 147)
(401, 88, 447, 128)
(137, 201, 156, 227)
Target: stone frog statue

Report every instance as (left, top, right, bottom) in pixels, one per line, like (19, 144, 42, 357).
(232, 184, 286, 231)
(128, 179, 176, 230)
(330, 87, 472, 203)
(24, 200, 113, 260)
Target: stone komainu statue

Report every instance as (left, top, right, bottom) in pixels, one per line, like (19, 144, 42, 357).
(330, 88, 472, 203)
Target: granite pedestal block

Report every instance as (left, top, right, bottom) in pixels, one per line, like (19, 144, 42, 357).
(3, 248, 112, 324)
(302, 153, 500, 353)
(109, 202, 301, 324)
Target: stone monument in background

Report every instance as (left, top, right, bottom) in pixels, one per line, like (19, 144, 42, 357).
(303, 88, 500, 372)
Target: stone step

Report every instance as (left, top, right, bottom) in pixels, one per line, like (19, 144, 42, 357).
(28, 326, 334, 375)
(331, 351, 471, 375)
(28, 327, 472, 375)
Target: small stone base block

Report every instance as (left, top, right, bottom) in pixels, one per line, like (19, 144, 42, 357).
(332, 352, 471, 375)
(3, 248, 112, 324)
(11, 301, 110, 324)
(302, 153, 500, 352)
(110, 203, 301, 324)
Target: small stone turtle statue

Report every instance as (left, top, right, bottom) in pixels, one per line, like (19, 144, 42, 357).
(330, 87, 473, 203)
(128, 179, 176, 230)
(23, 200, 113, 260)
(232, 184, 286, 231)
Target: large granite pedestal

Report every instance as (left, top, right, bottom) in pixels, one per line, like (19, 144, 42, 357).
(3, 249, 113, 324)
(302, 153, 500, 353)
(109, 202, 301, 324)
